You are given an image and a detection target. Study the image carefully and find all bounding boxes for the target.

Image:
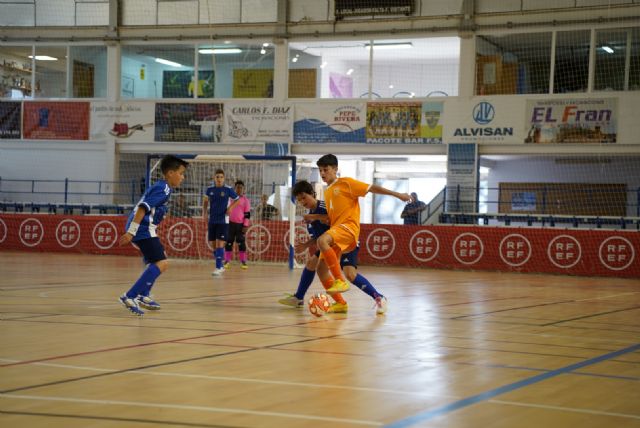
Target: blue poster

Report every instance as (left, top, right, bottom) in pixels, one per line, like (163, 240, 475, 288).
(294, 102, 365, 143)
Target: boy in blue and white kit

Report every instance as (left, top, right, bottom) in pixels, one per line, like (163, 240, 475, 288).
(118, 155, 188, 316)
(203, 168, 240, 276)
(278, 180, 387, 314)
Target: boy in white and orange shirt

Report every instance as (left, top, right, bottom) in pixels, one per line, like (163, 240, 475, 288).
(315, 154, 412, 295)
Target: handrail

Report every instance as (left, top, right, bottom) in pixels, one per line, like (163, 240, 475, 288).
(0, 177, 142, 204)
(421, 186, 446, 225)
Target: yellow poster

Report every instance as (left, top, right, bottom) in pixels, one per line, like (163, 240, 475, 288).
(233, 69, 274, 98)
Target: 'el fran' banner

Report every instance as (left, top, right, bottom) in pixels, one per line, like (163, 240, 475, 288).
(294, 102, 365, 143)
(524, 98, 617, 144)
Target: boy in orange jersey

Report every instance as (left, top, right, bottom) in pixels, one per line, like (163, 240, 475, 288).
(315, 154, 413, 295)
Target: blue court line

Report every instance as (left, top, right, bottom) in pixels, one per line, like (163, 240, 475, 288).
(384, 343, 640, 428)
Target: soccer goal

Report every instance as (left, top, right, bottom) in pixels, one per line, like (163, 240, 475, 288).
(147, 154, 302, 269)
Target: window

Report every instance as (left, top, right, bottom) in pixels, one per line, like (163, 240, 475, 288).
(476, 33, 551, 95)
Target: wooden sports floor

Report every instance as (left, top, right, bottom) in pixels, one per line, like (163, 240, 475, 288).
(1, 251, 639, 428)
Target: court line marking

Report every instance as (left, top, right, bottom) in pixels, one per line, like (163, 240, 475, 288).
(0, 410, 236, 428)
(384, 343, 640, 428)
(541, 305, 640, 326)
(575, 291, 639, 302)
(0, 393, 382, 426)
(490, 400, 640, 420)
(451, 300, 575, 319)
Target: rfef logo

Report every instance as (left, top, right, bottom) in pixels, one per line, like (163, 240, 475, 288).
(453, 232, 484, 265)
(473, 102, 494, 125)
(409, 230, 439, 262)
(19, 218, 44, 247)
(245, 224, 271, 255)
(92, 220, 118, 250)
(499, 234, 532, 267)
(0, 218, 7, 243)
(599, 236, 635, 271)
(547, 235, 581, 269)
(365, 228, 395, 260)
(285, 225, 309, 254)
(167, 222, 193, 252)
(55, 219, 81, 248)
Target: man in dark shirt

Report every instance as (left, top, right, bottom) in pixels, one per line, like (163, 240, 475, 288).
(400, 192, 427, 225)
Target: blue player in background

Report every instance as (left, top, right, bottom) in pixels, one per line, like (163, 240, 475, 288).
(118, 154, 189, 316)
(278, 180, 387, 314)
(202, 168, 240, 276)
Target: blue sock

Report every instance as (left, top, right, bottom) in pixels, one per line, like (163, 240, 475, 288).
(294, 268, 316, 300)
(215, 247, 224, 269)
(353, 273, 382, 300)
(126, 264, 161, 298)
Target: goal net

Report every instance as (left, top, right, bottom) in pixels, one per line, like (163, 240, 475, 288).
(147, 154, 301, 269)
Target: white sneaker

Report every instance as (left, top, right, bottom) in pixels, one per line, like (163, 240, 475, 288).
(374, 296, 387, 315)
(211, 268, 225, 276)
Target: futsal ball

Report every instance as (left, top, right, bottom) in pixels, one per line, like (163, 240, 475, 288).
(308, 293, 330, 317)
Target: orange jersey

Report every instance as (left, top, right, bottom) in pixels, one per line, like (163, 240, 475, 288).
(323, 177, 371, 242)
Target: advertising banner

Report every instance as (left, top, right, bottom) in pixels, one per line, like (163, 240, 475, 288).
(446, 143, 478, 212)
(2, 214, 637, 278)
(524, 98, 617, 143)
(224, 101, 291, 143)
(90, 102, 155, 142)
(154, 103, 223, 143)
(366, 102, 424, 144)
(444, 98, 523, 144)
(294, 102, 365, 143)
(420, 101, 444, 144)
(23, 102, 90, 140)
(0, 101, 21, 139)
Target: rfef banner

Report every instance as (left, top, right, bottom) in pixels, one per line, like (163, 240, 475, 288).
(294, 102, 365, 143)
(2, 214, 638, 278)
(524, 98, 617, 143)
(23, 102, 90, 140)
(90, 102, 155, 142)
(224, 101, 292, 142)
(0, 101, 21, 139)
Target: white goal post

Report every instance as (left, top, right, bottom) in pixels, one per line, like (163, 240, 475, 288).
(147, 154, 298, 269)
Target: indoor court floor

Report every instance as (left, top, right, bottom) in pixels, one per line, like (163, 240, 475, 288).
(1, 251, 639, 427)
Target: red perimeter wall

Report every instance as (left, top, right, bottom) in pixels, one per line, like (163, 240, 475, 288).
(0, 214, 638, 278)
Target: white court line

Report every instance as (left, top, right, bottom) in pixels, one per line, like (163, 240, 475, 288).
(0, 359, 459, 399)
(490, 400, 640, 420)
(575, 292, 640, 302)
(1, 393, 382, 426)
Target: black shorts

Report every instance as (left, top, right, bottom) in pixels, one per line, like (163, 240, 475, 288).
(208, 223, 228, 241)
(132, 237, 167, 264)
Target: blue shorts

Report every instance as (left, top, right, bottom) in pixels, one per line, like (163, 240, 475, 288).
(313, 246, 359, 268)
(208, 223, 228, 242)
(132, 237, 166, 264)
(340, 247, 358, 268)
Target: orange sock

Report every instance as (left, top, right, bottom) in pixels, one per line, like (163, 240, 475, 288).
(321, 248, 344, 281)
(321, 277, 346, 304)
